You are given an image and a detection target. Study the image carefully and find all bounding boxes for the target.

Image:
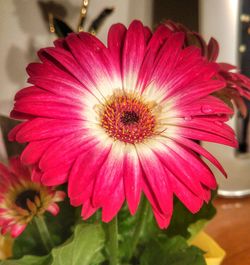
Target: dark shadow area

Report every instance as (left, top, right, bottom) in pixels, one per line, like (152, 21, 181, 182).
(153, 0, 199, 31)
(0, 116, 25, 157)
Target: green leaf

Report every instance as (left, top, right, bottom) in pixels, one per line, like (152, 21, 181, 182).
(117, 203, 144, 261)
(188, 219, 208, 240)
(140, 236, 206, 265)
(165, 196, 216, 238)
(13, 221, 47, 258)
(44, 196, 78, 246)
(0, 255, 51, 265)
(51, 223, 105, 265)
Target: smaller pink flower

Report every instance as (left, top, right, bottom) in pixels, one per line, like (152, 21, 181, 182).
(165, 20, 250, 117)
(0, 156, 65, 238)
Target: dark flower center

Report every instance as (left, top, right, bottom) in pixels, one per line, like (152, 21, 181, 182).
(15, 190, 40, 210)
(101, 94, 156, 144)
(120, 111, 140, 125)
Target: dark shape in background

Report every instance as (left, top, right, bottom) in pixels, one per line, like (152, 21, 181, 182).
(0, 117, 25, 157)
(38, 0, 114, 38)
(237, 0, 250, 154)
(38, 0, 68, 23)
(153, 0, 198, 31)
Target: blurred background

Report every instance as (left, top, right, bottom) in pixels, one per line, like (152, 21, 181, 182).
(0, 1, 250, 264)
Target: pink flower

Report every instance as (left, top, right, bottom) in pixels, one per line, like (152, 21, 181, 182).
(9, 21, 237, 228)
(0, 156, 65, 237)
(165, 20, 250, 117)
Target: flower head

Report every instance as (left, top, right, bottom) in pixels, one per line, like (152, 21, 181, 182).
(165, 20, 250, 117)
(0, 156, 65, 237)
(9, 20, 237, 228)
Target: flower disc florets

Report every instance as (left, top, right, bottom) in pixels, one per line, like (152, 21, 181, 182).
(100, 92, 157, 144)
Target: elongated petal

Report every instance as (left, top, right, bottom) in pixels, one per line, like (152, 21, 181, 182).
(136, 143, 172, 215)
(102, 179, 125, 222)
(122, 20, 146, 93)
(21, 138, 58, 165)
(92, 142, 125, 207)
(10, 224, 27, 238)
(165, 167, 203, 213)
(81, 200, 98, 220)
(123, 145, 142, 214)
(47, 203, 60, 216)
(68, 142, 112, 200)
(108, 23, 127, 76)
(14, 118, 84, 143)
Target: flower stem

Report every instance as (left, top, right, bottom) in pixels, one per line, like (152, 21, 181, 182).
(107, 216, 119, 265)
(34, 216, 54, 252)
(127, 195, 149, 261)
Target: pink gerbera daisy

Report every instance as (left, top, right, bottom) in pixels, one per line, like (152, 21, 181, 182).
(0, 156, 65, 237)
(9, 20, 237, 228)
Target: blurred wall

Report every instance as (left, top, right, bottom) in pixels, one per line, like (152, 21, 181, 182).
(0, 0, 153, 104)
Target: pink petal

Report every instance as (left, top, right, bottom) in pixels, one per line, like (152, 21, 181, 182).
(158, 47, 204, 98)
(53, 191, 66, 202)
(137, 24, 172, 92)
(137, 144, 172, 215)
(66, 33, 120, 97)
(166, 167, 203, 213)
(0, 164, 11, 184)
(21, 138, 59, 165)
(153, 209, 172, 229)
(68, 143, 111, 199)
(150, 32, 185, 89)
(39, 132, 98, 171)
(143, 26, 152, 43)
(178, 95, 234, 117)
(154, 141, 210, 199)
(8, 122, 27, 141)
(207, 37, 219, 62)
(38, 47, 105, 101)
(10, 110, 35, 120)
(122, 20, 146, 92)
(47, 203, 60, 216)
(170, 136, 226, 177)
(202, 186, 211, 203)
(10, 224, 27, 238)
(26, 63, 87, 100)
(81, 200, 98, 220)
(14, 86, 83, 111)
(102, 179, 125, 222)
(157, 138, 218, 190)
(31, 167, 43, 182)
(108, 23, 127, 76)
(70, 182, 94, 207)
(123, 146, 142, 215)
(168, 125, 237, 147)
(173, 117, 235, 142)
(14, 118, 84, 143)
(173, 80, 226, 106)
(41, 168, 68, 186)
(9, 156, 30, 180)
(13, 97, 84, 120)
(92, 142, 125, 208)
